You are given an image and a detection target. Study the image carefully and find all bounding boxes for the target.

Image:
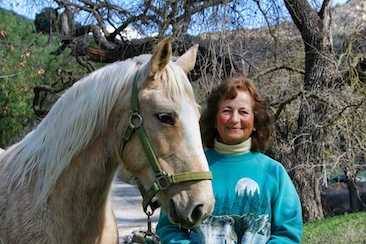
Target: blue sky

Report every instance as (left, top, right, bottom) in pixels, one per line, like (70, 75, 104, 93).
(3, 0, 350, 20)
(333, 0, 348, 5)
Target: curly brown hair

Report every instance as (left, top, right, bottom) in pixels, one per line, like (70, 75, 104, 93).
(200, 76, 273, 152)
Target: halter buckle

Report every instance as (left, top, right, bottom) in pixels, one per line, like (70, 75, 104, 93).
(155, 173, 171, 190)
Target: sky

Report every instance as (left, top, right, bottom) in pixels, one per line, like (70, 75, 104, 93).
(1, 0, 54, 19)
(2, 0, 350, 20)
(332, 0, 349, 5)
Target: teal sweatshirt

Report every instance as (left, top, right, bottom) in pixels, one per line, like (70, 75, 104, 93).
(157, 149, 303, 243)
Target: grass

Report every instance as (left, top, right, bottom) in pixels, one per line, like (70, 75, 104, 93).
(302, 212, 366, 243)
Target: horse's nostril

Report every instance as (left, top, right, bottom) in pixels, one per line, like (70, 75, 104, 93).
(190, 204, 204, 223)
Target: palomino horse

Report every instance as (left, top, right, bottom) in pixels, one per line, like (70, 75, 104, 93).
(0, 37, 214, 243)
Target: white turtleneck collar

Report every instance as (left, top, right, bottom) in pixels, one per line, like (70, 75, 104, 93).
(214, 137, 252, 155)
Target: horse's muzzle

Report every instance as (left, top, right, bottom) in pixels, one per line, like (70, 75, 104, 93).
(169, 196, 213, 228)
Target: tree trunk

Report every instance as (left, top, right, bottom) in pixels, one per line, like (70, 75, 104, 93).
(284, 0, 337, 221)
(345, 168, 363, 212)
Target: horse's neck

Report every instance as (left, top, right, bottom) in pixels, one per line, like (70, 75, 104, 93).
(48, 139, 118, 223)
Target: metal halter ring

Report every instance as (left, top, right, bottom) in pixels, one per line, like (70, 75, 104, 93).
(129, 113, 143, 128)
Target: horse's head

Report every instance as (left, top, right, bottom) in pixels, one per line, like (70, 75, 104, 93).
(117, 37, 214, 228)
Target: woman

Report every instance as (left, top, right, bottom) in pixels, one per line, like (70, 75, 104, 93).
(157, 76, 303, 243)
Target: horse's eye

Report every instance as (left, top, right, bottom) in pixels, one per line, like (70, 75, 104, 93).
(156, 113, 175, 125)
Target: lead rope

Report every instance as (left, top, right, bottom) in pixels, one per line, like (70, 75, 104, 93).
(141, 210, 159, 244)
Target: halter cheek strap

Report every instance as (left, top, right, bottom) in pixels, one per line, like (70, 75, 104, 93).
(121, 71, 212, 214)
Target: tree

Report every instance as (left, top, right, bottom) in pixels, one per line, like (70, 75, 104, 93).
(281, 0, 365, 220)
(34, 7, 60, 34)
(0, 10, 41, 147)
(0, 8, 85, 147)
(281, 0, 337, 221)
(31, 0, 244, 114)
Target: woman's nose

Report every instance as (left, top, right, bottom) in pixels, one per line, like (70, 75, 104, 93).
(230, 111, 240, 122)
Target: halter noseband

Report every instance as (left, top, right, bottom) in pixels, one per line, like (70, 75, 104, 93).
(121, 71, 212, 215)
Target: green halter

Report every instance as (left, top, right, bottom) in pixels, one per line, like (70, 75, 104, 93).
(122, 71, 212, 214)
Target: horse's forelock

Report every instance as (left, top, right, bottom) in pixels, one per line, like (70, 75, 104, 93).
(1, 59, 139, 206)
(161, 62, 199, 112)
(132, 54, 152, 65)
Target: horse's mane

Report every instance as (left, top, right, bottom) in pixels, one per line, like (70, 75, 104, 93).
(1, 58, 140, 204)
(0, 53, 198, 206)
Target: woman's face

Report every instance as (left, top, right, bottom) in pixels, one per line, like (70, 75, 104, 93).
(216, 90, 255, 145)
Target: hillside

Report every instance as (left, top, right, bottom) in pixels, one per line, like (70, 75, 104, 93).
(332, 0, 366, 34)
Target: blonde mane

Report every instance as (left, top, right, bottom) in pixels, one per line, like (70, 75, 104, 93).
(1, 58, 141, 205)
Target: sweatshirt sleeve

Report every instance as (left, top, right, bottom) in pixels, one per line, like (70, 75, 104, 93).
(268, 165, 303, 243)
(156, 210, 194, 244)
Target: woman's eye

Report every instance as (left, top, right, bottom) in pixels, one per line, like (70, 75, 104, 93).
(156, 113, 175, 125)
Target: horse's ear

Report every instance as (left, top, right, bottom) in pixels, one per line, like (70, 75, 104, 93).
(175, 44, 199, 74)
(150, 37, 173, 75)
